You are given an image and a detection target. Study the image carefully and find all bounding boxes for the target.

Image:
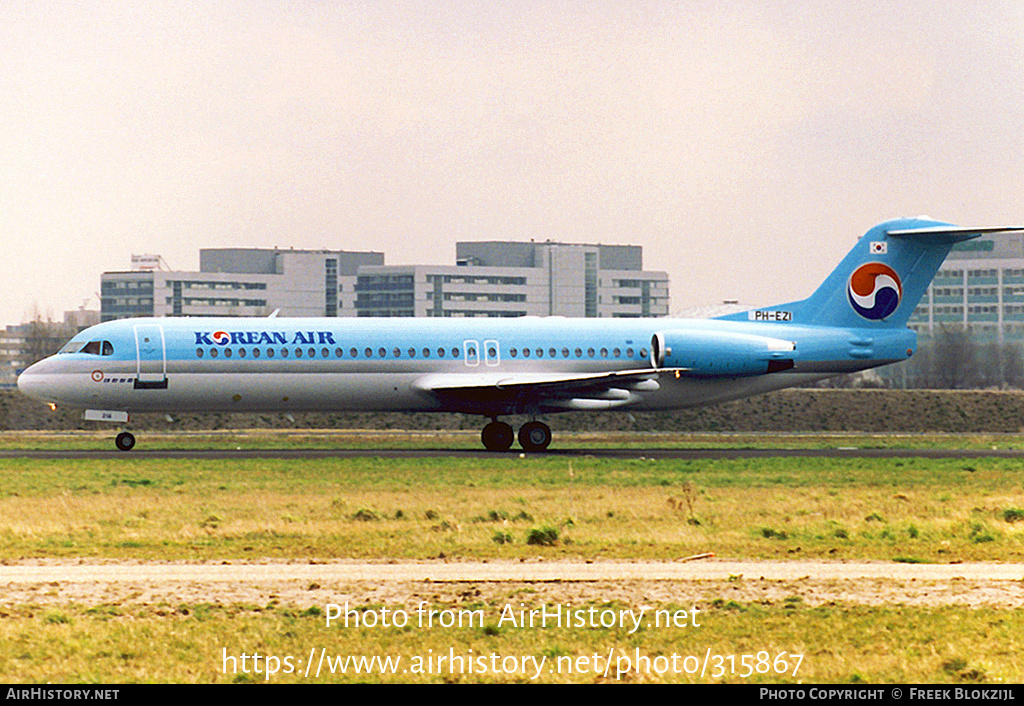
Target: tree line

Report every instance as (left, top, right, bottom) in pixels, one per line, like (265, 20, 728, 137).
(850, 327, 1024, 390)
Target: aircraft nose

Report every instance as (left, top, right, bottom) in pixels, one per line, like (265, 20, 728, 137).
(17, 358, 58, 403)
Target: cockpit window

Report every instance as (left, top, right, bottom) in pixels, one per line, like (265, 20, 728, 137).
(79, 340, 114, 356)
(58, 341, 86, 354)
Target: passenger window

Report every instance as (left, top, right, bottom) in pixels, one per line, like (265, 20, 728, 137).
(562, 348, 570, 358)
(408, 347, 416, 358)
(196, 348, 204, 358)
(548, 348, 556, 358)
(210, 349, 218, 358)
(438, 347, 445, 357)
(378, 347, 386, 358)
(267, 348, 275, 358)
(254, 349, 261, 358)
(510, 348, 518, 358)
(393, 347, 401, 357)
(423, 348, 430, 358)
(239, 348, 247, 358)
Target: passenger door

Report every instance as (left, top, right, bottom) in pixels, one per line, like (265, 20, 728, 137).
(134, 324, 168, 389)
(463, 339, 480, 367)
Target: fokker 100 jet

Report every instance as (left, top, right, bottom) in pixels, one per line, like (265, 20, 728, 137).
(17, 218, 1024, 451)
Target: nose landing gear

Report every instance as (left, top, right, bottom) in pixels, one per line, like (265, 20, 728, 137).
(480, 419, 551, 452)
(115, 431, 136, 452)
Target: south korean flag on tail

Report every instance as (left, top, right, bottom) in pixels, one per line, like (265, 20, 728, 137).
(870, 241, 888, 254)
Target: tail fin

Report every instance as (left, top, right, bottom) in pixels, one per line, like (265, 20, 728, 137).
(718, 218, 1024, 328)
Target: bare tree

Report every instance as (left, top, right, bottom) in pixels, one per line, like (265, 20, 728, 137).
(20, 308, 74, 368)
(1002, 343, 1024, 388)
(932, 325, 976, 389)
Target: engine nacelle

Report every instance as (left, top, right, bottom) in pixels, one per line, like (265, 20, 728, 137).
(651, 329, 796, 377)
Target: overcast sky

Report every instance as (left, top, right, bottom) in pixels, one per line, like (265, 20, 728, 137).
(2, 1, 1022, 325)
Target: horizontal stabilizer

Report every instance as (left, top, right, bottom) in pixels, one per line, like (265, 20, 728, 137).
(887, 225, 1024, 241)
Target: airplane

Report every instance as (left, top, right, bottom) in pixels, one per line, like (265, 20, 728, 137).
(17, 217, 1024, 452)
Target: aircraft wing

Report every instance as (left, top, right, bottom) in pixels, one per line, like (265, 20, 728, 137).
(412, 367, 688, 413)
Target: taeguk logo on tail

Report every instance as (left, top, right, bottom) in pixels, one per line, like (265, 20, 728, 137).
(848, 263, 902, 320)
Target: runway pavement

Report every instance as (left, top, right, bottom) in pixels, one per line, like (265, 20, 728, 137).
(3, 446, 1024, 460)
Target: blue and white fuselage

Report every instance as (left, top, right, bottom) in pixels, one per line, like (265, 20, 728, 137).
(17, 315, 914, 414)
(17, 218, 1024, 451)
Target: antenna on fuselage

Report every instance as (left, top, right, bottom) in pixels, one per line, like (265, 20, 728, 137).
(268, 309, 280, 318)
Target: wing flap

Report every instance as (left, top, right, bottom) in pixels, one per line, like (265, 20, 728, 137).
(412, 367, 687, 410)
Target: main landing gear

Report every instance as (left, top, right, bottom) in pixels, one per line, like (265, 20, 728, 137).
(481, 419, 552, 453)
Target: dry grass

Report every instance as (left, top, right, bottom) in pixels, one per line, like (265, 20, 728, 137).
(1, 601, 1021, 683)
(2, 477, 1022, 561)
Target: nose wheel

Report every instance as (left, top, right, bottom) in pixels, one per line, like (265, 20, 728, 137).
(115, 432, 136, 452)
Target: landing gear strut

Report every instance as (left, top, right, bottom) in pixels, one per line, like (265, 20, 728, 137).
(115, 431, 136, 452)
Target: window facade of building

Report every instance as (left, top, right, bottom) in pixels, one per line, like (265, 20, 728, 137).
(101, 249, 383, 322)
(908, 235, 1024, 343)
(100, 240, 669, 321)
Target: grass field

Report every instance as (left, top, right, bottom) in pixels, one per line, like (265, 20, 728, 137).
(2, 431, 1023, 683)
(1, 433, 1022, 562)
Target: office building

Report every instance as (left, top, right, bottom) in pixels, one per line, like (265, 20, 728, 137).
(101, 248, 384, 322)
(355, 241, 669, 318)
(909, 233, 1024, 343)
(101, 240, 668, 321)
